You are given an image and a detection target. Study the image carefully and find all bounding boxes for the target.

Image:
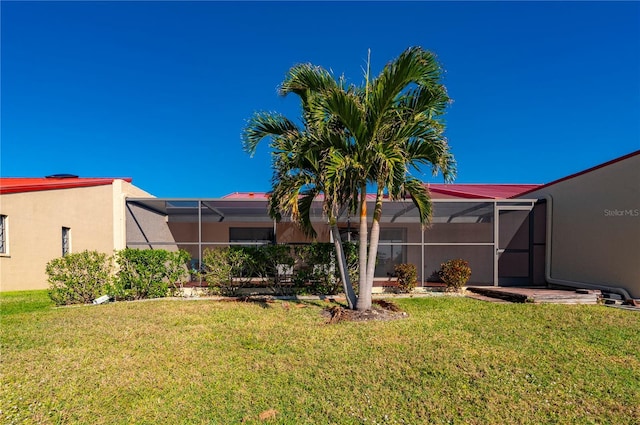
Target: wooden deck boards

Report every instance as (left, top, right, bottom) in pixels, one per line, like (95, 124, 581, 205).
(466, 286, 601, 304)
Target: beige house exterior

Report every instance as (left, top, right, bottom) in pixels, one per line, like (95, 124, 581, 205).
(0, 177, 152, 291)
(2, 150, 638, 299)
(517, 151, 640, 299)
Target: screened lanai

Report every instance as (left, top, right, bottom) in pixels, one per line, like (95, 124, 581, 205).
(125, 197, 544, 287)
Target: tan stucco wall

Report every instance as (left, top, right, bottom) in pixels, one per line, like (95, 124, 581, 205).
(0, 180, 153, 291)
(114, 180, 154, 251)
(521, 154, 640, 298)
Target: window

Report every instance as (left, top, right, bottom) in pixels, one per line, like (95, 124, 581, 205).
(62, 227, 71, 256)
(0, 215, 7, 254)
(375, 228, 407, 277)
(229, 227, 274, 245)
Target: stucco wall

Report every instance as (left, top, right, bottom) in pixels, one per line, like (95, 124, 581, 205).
(0, 180, 153, 291)
(520, 154, 640, 298)
(1, 185, 114, 291)
(115, 181, 154, 250)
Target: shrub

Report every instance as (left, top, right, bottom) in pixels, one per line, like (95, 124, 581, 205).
(439, 259, 472, 291)
(205, 243, 359, 297)
(114, 249, 190, 300)
(46, 250, 113, 306)
(294, 243, 340, 295)
(201, 247, 252, 296)
(257, 244, 296, 295)
(201, 247, 232, 290)
(394, 263, 418, 293)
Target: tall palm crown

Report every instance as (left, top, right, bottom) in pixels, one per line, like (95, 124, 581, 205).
(322, 47, 455, 215)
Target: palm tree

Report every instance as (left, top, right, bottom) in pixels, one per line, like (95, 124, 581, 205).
(242, 65, 359, 309)
(318, 47, 456, 310)
(244, 47, 455, 311)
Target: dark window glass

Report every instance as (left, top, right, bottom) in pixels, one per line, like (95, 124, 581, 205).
(62, 227, 71, 256)
(229, 227, 274, 244)
(0, 215, 6, 254)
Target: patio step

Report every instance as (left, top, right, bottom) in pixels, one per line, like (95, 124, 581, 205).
(465, 292, 511, 303)
(466, 287, 600, 305)
(466, 287, 529, 303)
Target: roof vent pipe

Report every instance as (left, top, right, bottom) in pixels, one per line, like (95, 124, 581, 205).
(544, 194, 632, 300)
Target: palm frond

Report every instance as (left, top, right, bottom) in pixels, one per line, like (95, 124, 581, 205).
(404, 136, 456, 181)
(401, 177, 433, 226)
(242, 112, 301, 156)
(316, 88, 367, 143)
(396, 85, 450, 120)
(368, 47, 443, 131)
(296, 191, 318, 238)
(280, 64, 340, 101)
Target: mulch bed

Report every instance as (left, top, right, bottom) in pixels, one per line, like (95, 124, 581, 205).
(322, 299, 408, 324)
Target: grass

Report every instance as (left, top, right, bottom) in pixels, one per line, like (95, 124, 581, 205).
(1, 291, 639, 424)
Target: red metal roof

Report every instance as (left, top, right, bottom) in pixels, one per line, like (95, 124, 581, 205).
(223, 184, 542, 201)
(426, 184, 542, 199)
(0, 177, 133, 194)
(224, 151, 640, 201)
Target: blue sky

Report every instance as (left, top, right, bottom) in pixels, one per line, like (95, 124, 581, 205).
(2, 1, 639, 198)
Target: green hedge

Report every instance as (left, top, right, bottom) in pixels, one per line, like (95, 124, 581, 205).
(201, 243, 359, 296)
(46, 251, 113, 306)
(46, 249, 190, 305)
(46, 243, 361, 304)
(114, 249, 190, 300)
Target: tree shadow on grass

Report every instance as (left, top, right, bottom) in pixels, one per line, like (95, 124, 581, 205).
(218, 296, 275, 309)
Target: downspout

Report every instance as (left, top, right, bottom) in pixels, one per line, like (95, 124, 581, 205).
(544, 195, 632, 300)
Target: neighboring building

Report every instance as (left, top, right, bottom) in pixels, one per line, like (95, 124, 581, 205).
(517, 151, 640, 299)
(0, 176, 152, 291)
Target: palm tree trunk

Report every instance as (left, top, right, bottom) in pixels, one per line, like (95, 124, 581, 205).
(365, 188, 384, 299)
(357, 186, 371, 311)
(330, 224, 356, 309)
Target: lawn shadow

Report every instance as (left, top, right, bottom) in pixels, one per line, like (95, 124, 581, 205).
(220, 296, 275, 309)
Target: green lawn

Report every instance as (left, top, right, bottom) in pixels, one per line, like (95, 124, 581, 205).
(1, 291, 639, 424)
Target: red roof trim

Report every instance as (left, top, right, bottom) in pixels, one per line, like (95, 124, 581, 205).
(222, 192, 270, 199)
(223, 184, 542, 200)
(514, 150, 640, 198)
(426, 184, 542, 199)
(0, 177, 133, 194)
